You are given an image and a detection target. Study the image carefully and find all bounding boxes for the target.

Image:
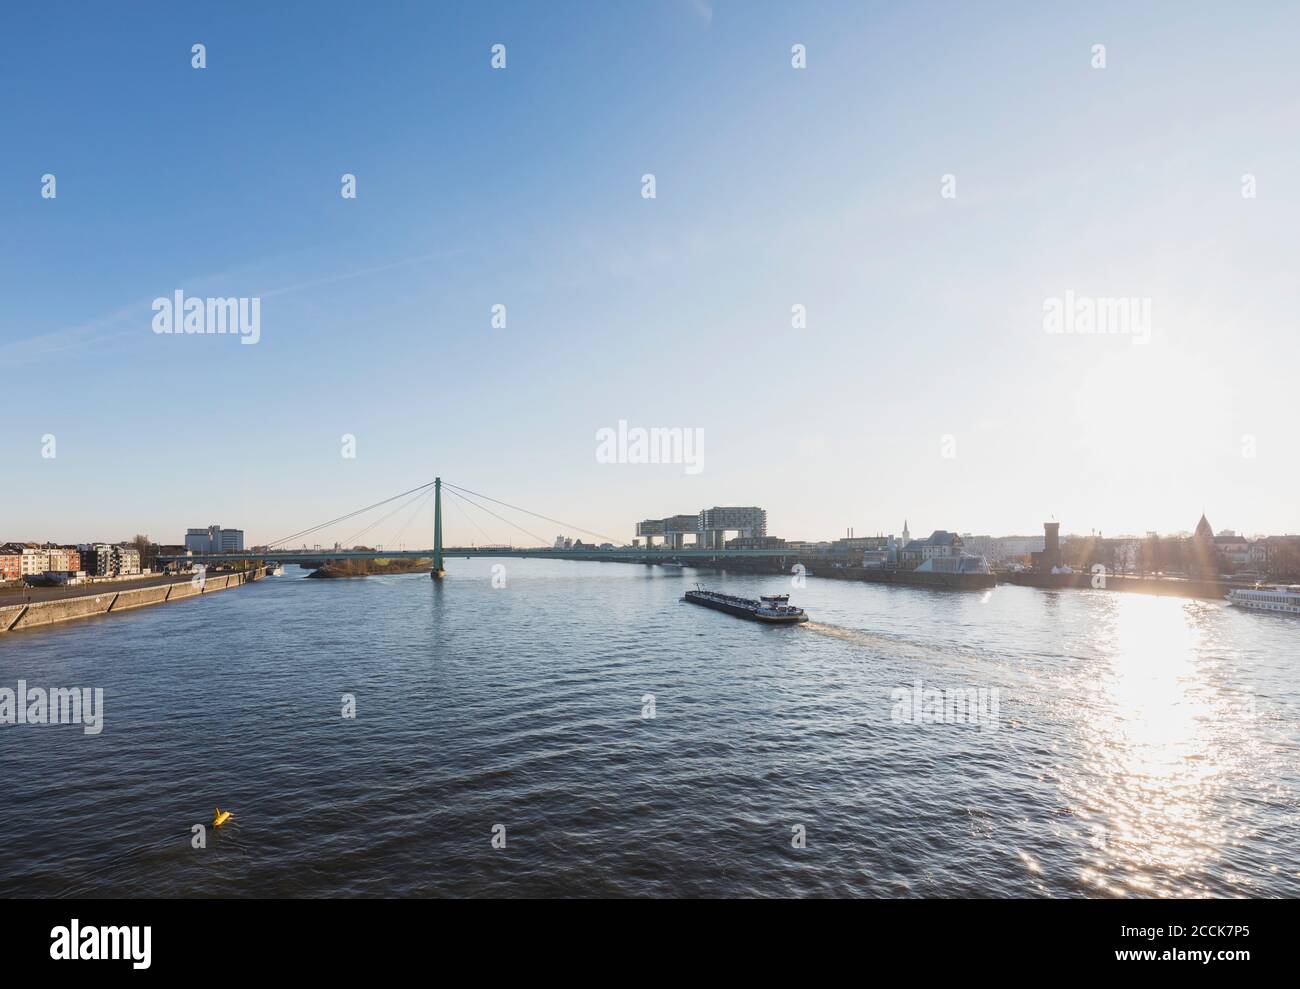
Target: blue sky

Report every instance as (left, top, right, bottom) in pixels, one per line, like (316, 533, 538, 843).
(3, 1, 1298, 547)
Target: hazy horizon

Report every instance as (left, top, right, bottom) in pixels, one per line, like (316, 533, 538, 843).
(4, 1, 1297, 548)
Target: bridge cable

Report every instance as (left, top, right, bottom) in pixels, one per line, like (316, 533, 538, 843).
(444, 487, 550, 547)
(442, 487, 495, 544)
(267, 479, 435, 548)
(445, 487, 549, 547)
(442, 482, 618, 545)
(341, 488, 426, 548)
(343, 484, 434, 548)
(389, 487, 439, 548)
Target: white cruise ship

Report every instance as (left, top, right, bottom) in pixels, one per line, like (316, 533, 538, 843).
(1225, 584, 1300, 615)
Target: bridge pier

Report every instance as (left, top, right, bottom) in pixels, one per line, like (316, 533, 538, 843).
(431, 476, 446, 580)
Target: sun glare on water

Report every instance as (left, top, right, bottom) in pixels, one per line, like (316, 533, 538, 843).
(1062, 595, 1256, 896)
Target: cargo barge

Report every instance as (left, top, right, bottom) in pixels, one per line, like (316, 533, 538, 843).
(683, 586, 809, 624)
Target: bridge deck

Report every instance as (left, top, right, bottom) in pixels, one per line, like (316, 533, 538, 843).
(159, 548, 805, 564)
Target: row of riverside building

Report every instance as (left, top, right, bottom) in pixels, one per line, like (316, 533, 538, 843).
(2, 523, 246, 587)
(632, 508, 1300, 581)
(0, 542, 142, 584)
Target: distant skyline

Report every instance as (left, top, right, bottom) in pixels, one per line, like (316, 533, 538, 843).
(3, 1, 1298, 546)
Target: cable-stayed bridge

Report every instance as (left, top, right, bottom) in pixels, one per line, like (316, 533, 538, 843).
(157, 478, 799, 578)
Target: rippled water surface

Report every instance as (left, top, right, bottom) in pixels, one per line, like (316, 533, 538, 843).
(2, 561, 1298, 897)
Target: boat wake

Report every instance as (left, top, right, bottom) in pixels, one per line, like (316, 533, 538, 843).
(796, 621, 975, 664)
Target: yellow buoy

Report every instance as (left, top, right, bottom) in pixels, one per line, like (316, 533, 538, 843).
(213, 808, 232, 827)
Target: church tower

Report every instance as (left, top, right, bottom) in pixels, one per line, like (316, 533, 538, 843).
(1194, 513, 1213, 541)
(902, 519, 910, 543)
(1191, 512, 1217, 577)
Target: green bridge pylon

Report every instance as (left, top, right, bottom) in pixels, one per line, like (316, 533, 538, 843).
(431, 476, 446, 580)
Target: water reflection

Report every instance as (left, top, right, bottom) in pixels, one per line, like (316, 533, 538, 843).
(1064, 595, 1247, 896)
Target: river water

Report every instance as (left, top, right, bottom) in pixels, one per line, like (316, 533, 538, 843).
(2, 560, 1297, 897)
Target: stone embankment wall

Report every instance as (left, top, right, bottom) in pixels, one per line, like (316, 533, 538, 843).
(0, 568, 266, 633)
